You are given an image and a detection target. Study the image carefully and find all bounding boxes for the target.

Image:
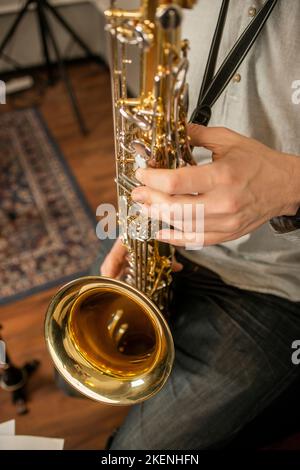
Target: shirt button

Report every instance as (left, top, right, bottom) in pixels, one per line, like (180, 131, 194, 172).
(248, 6, 257, 17)
(232, 73, 242, 83)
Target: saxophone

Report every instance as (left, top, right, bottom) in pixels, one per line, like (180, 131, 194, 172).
(45, 0, 196, 405)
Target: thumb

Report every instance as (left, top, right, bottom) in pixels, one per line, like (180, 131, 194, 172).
(100, 238, 128, 278)
(188, 124, 238, 152)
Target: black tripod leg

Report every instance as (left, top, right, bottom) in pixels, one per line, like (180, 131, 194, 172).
(0, 0, 33, 58)
(37, 2, 55, 85)
(44, 0, 101, 64)
(41, 11, 88, 135)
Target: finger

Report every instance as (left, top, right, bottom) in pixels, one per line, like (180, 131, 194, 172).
(134, 188, 243, 225)
(132, 186, 173, 205)
(171, 256, 183, 272)
(156, 229, 241, 248)
(156, 229, 204, 249)
(203, 214, 247, 234)
(156, 216, 263, 247)
(142, 202, 247, 234)
(134, 189, 205, 234)
(187, 123, 240, 150)
(100, 238, 128, 278)
(131, 186, 197, 213)
(135, 164, 215, 195)
(141, 202, 202, 233)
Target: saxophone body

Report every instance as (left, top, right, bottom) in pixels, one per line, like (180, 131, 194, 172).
(107, 0, 195, 310)
(44, 0, 196, 405)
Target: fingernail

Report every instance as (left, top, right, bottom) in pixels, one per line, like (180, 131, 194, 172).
(135, 169, 144, 182)
(132, 189, 145, 203)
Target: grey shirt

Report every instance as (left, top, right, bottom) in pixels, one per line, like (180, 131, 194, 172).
(180, 0, 300, 301)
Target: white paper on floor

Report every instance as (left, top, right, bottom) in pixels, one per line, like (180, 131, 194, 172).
(0, 420, 15, 436)
(0, 420, 64, 450)
(0, 435, 64, 450)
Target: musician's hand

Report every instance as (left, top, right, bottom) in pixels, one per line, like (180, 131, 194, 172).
(100, 238, 128, 278)
(100, 238, 183, 277)
(132, 124, 300, 247)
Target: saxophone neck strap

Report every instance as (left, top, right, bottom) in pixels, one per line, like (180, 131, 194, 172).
(191, 0, 279, 126)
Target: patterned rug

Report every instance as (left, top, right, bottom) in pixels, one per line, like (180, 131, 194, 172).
(0, 108, 100, 305)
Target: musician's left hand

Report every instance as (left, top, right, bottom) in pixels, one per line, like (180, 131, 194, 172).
(131, 124, 300, 247)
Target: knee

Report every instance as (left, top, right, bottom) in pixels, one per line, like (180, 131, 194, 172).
(109, 404, 166, 450)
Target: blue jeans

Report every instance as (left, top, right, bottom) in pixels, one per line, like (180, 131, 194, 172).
(56, 245, 300, 449)
(110, 252, 300, 450)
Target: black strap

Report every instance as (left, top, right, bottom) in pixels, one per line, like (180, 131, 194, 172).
(191, 0, 279, 126)
(198, 0, 230, 104)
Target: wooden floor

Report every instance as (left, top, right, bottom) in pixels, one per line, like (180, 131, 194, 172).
(0, 61, 128, 449)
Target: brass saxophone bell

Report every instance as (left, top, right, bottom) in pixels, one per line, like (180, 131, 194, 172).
(45, 0, 196, 406)
(45, 277, 174, 405)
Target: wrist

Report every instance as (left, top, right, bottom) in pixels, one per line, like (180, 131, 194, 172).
(276, 154, 300, 217)
(270, 153, 300, 234)
(280, 154, 300, 216)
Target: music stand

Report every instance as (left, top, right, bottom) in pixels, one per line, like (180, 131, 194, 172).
(0, 0, 102, 134)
